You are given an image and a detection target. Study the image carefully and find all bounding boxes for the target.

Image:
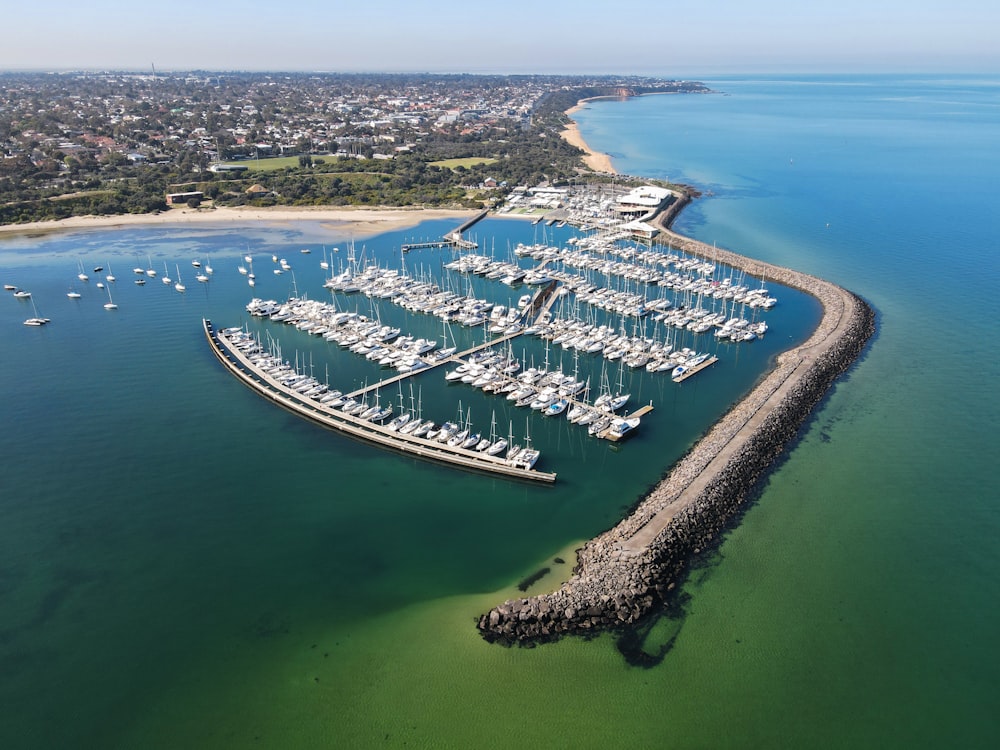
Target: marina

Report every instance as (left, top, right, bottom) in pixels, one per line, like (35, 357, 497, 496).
(225, 214, 757, 467)
(0, 73, 994, 750)
(204, 319, 557, 482)
(6, 201, 783, 484)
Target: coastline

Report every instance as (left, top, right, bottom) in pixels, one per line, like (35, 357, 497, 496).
(561, 101, 618, 174)
(478, 196, 875, 647)
(0, 177, 873, 650)
(0, 205, 476, 241)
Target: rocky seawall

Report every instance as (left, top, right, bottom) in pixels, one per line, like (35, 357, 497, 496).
(477, 201, 876, 645)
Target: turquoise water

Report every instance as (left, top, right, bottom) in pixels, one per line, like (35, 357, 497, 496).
(2, 74, 999, 748)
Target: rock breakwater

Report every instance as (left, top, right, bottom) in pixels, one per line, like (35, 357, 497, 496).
(477, 205, 876, 645)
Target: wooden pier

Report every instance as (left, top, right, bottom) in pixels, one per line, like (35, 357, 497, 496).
(402, 209, 488, 253)
(671, 355, 719, 383)
(624, 404, 655, 419)
(204, 320, 556, 484)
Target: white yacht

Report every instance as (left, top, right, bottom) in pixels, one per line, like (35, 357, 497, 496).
(606, 416, 640, 441)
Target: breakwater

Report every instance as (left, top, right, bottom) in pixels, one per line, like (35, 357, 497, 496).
(203, 319, 558, 484)
(477, 201, 875, 644)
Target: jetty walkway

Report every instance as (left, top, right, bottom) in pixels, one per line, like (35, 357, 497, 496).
(402, 209, 488, 252)
(478, 198, 875, 644)
(344, 327, 527, 400)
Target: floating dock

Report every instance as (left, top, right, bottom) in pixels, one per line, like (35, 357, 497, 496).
(204, 319, 556, 484)
(672, 355, 719, 383)
(344, 328, 527, 400)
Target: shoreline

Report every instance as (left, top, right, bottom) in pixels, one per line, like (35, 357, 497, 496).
(478, 194, 876, 647)
(561, 100, 618, 174)
(0, 205, 477, 241)
(1, 183, 875, 651)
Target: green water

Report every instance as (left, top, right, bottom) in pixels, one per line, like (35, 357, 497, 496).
(3, 73, 999, 749)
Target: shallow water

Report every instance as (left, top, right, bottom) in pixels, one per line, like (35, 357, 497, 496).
(2, 73, 998, 748)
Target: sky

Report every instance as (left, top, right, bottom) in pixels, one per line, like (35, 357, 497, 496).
(3, 0, 998, 74)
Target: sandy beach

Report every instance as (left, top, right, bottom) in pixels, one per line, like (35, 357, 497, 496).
(0, 205, 478, 240)
(561, 102, 618, 174)
(0, 101, 617, 240)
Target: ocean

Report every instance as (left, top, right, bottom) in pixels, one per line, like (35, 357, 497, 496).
(1, 75, 997, 748)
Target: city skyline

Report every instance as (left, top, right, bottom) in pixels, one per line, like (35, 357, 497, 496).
(4, 0, 997, 74)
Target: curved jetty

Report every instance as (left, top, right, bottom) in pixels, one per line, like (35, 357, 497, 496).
(203, 319, 556, 484)
(477, 203, 875, 644)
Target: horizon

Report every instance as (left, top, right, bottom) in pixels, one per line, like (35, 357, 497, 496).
(4, 0, 997, 75)
(2, 68, 998, 79)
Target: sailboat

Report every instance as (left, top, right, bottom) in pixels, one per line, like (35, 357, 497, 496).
(146, 255, 157, 277)
(67, 287, 82, 299)
(205, 256, 214, 275)
(505, 420, 522, 462)
(24, 297, 50, 326)
(162, 262, 172, 285)
(174, 264, 186, 293)
(320, 247, 329, 271)
(77, 261, 89, 282)
(103, 285, 118, 310)
(105, 263, 116, 283)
